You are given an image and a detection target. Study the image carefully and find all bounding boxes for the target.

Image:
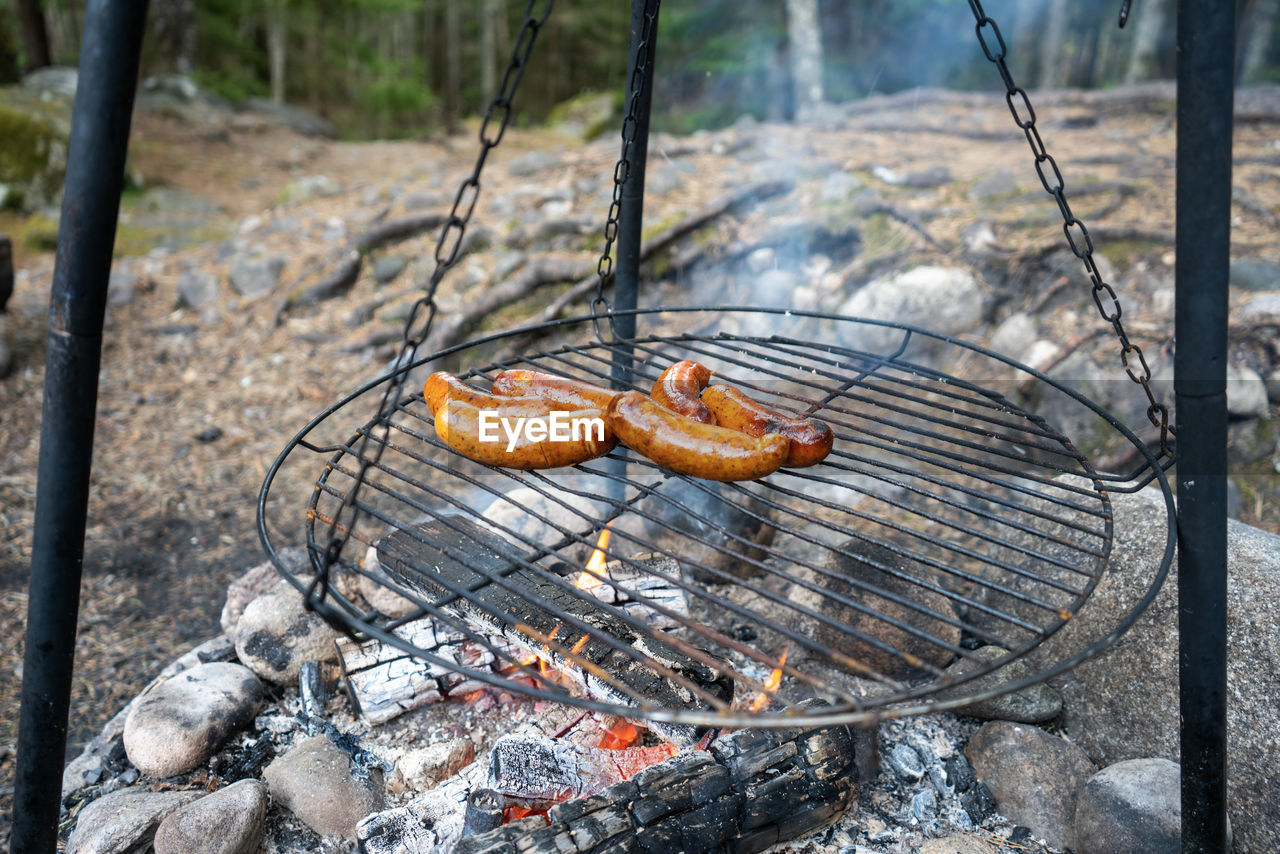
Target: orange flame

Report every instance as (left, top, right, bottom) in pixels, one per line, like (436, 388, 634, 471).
(576, 526, 611, 592)
(598, 719, 640, 750)
(503, 805, 549, 824)
(748, 648, 788, 713)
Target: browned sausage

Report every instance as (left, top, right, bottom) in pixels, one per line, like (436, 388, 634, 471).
(424, 370, 556, 416)
(701, 384, 835, 468)
(491, 369, 621, 410)
(434, 399, 616, 469)
(651, 360, 716, 424)
(605, 391, 788, 481)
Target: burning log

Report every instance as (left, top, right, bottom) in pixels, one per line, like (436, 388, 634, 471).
(335, 619, 512, 725)
(337, 550, 689, 726)
(375, 518, 730, 744)
(488, 734, 679, 805)
(451, 708, 859, 854)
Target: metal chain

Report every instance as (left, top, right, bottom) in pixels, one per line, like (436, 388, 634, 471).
(967, 0, 1172, 457)
(1119, 0, 1133, 28)
(313, 0, 554, 596)
(591, 0, 661, 328)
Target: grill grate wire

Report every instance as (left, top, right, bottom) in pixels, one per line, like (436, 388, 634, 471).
(258, 307, 1173, 730)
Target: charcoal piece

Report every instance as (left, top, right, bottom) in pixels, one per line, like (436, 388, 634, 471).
(378, 518, 732, 745)
(740, 765, 807, 830)
(457, 707, 858, 854)
(944, 753, 977, 792)
(463, 788, 505, 837)
(678, 792, 745, 852)
(962, 782, 996, 823)
(635, 818, 684, 854)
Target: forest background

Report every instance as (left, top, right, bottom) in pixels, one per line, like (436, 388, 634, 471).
(3, 0, 1279, 140)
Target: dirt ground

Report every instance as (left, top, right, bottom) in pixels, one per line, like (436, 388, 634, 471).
(2, 85, 1279, 834)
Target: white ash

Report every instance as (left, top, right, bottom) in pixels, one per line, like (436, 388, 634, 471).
(768, 713, 1069, 854)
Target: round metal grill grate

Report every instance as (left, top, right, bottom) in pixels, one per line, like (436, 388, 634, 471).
(257, 307, 1174, 733)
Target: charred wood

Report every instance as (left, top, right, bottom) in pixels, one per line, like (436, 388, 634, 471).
(374, 519, 724, 742)
(452, 709, 859, 854)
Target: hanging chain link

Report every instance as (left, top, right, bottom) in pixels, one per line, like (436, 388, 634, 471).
(1119, 0, 1133, 28)
(313, 0, 554, 595)
(591, 0, 661, 327)
(967, 0, 1172, 458)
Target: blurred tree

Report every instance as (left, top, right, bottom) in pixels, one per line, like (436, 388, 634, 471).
(1125, 0, 1173, 81)
(14, 0, 52, 71)
(1, 10, 22, 82)
(1239, 0, 1279, 82)
(786, 0, 824, 117)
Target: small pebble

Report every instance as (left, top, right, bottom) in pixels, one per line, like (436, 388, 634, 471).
(887, 744, 925, 782)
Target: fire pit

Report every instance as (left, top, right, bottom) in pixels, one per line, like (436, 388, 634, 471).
(258, 307, 1173, 730)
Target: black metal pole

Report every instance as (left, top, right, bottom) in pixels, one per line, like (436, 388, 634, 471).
(1174, 2, 1233, 852)
(11, 1, 149, 851)
(611, 0, 659, 366)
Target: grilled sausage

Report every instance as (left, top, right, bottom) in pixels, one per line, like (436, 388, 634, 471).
(434, 399, 615, 469)
(491, 369, 622, 410)
(606, 391, 788, 481)
(701, 384, 835, 468)
(651, 360, 716, 424)
(425, 371, 507, 415)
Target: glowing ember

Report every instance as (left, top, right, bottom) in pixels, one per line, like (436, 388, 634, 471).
(576, 526, 611, 592)
(503, 805, 548, 824)
(748, 648, 788, 713)
(598, 719, 640, 750)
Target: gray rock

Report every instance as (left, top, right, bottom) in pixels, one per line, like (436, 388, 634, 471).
(123, 662, 263, 778)
(263, 734, 385, 839)
(902, 165, 953, 188)
(1268, 367, 1280, 404)
(1238, 292, 1280, 320)
(177, 270, 219, 309)
(1229, 258, 1280, 291)
(507, 150, 562, 177)
(153, 778, 268, 854)
(233, 583, 342, 684)
(837, 266, 985, 359)
(373, 255, 408, 284)
(241, 97, 336, 138)
(548, 90, 617, 141)
(66, 787, 202, 854)
(940, 645, 1064, 723)
(1226, 364, 1269, 418)
(403, 190, 446, 211)
(278, 174, 340, 205)
(965, 720, 1095, 850)
(1007, 482, 1280, 854)
(1074, 758, 1181, 854)
(987, 312, 1037, 363)
(970, 169, 1020, 201)
(22, 66, 79, 96)
(821, 171, 863, 203)
(480, 485, 608, 559)
(107, 265, 138, 307)
(228, 254, 285, 298)
(220, 550, 307, 637)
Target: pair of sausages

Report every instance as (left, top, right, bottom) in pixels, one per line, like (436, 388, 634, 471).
(424, 370, 618, 469)
(424, 362, 833, 478)
(621, 360, 834, 474)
